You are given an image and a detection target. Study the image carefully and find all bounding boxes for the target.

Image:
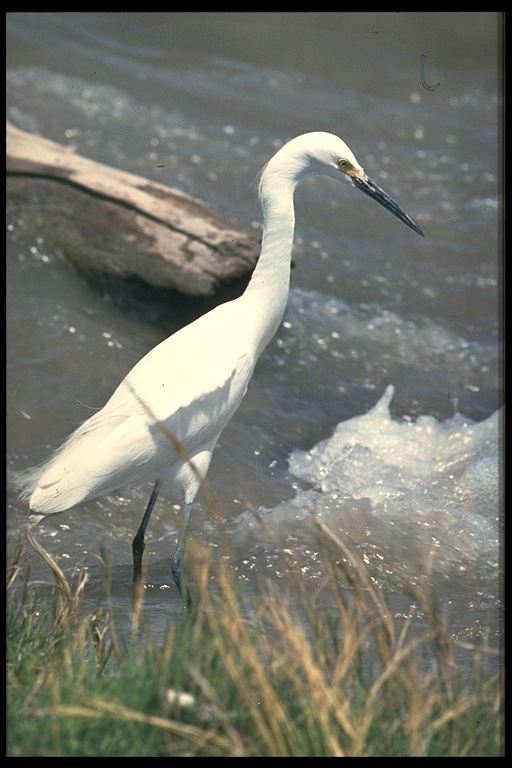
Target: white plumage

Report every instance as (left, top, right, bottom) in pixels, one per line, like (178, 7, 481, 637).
(20, 132, 423, 607)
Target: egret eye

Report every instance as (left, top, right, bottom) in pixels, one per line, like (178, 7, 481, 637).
(338, 158, 353, 172)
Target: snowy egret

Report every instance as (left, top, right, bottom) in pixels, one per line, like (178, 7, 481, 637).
(20, 132, 424, 608)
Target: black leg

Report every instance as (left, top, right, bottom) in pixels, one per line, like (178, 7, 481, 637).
(132, 480, 162, 586)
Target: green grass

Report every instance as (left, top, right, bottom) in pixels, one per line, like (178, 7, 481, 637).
(7, 523, 503, 757)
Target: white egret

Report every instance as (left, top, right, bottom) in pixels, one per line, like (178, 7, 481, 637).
(20, 132, 424, 608)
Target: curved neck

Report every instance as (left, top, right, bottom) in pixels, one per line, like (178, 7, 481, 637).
(243, 172, 296, 353)
(239, 137, 323, 359)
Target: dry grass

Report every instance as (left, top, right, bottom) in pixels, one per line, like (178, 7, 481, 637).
(7, 514, 503, 757)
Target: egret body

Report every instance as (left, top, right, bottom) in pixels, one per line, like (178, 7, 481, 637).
(21, 132, 424, 607)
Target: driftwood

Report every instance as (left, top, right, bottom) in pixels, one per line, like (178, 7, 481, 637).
(6, 121, 260, 296)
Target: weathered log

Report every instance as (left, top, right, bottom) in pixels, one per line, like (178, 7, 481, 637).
(6, 121, 260, 296)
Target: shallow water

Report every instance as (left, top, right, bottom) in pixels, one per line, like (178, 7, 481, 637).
(7, 13, 503, 671)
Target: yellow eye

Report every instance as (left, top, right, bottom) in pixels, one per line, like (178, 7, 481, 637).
(338, 158, 353, 172)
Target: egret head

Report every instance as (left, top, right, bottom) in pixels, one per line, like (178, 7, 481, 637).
(313, 132, 425, 237)
(264, 132, 424, 237)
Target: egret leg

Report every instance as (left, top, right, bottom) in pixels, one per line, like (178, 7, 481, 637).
(172, 501, 194, 611)
(132, 480, 162, 587)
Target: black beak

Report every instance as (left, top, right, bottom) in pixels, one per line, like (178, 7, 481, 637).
(351, 174, 425, 237)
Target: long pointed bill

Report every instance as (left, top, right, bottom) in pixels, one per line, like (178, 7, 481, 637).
(351, 174, 425, 237)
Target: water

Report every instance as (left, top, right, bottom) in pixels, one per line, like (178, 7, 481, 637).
(7, 13, 502, 669)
